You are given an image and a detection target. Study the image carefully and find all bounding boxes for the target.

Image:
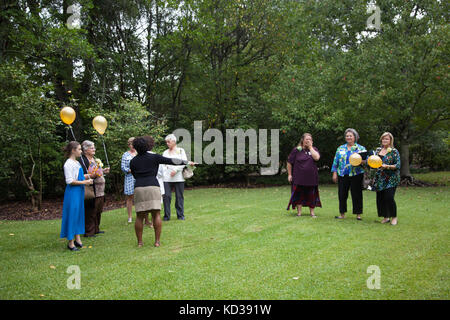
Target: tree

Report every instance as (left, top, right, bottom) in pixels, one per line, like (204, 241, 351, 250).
(0, 63, 61, 209)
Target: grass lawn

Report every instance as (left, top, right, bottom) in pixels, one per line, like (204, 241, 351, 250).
(0, 184, 448, 300)
(414, 171, 450, 186)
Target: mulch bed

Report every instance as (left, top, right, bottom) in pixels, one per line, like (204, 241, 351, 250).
(0, 194, 126, 221)
(2, 179, 439, 221)
(0, 183, 286, 221)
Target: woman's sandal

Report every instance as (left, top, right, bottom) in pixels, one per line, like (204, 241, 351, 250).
(381, 219, 390, 224)
(335, 216, 345, 219)
(154, 241, 160, 247)
(137, 242, 144, 248)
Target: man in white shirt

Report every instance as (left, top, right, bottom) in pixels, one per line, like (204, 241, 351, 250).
(161, 134, 187, 220)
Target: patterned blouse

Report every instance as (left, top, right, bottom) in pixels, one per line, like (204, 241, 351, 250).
(331, 143, 367, 177)
(372, 147, 401, 191)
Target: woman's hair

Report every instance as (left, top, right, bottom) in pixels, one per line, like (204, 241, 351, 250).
(344, 128, 359, 142)
(63, 141, 80, 158)
(142, 135, 155, 151)
(81, 140, 95, 153)
(380, 132, 394, 148)
(127, 137, 135, 146)
(297, 133, 313, 147)
(165, 134, 177, 143)
(132, 137, 150, 155)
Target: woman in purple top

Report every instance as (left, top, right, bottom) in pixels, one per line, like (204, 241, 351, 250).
(287, 133, 322, 218)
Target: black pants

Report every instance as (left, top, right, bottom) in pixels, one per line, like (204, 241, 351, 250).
(84, 196, 104, 235)
(376, 187, 397, 218)
(163, 182, 185, 220)
(338, 174, 364, 215)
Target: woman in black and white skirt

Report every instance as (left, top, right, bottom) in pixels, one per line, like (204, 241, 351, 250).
(130, 136, 196, 247)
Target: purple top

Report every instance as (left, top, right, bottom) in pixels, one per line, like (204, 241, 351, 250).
(288, 147, 320, 186)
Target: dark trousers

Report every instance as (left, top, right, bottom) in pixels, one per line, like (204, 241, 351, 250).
(338, 173, 364, 215)
(376, 187, 397, 218)
(163, 182, 184, 219)
(84, 196, 104, 235)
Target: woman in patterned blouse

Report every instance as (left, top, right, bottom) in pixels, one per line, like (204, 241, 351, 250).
(331, 128, 367, 220)
(372, 132, 401, 226)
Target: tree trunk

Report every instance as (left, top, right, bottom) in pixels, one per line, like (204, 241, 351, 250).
(399, 141, 411, 178)
(38, 136, 42, 210)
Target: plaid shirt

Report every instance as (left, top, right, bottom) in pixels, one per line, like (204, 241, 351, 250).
(121, 151, 136, 195)
(331, 143, 367, 176)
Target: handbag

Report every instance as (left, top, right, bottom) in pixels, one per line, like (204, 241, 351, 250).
(182, 165, 194, 179)
(80, 155, 96, 199)
(84, 184, 95, 199)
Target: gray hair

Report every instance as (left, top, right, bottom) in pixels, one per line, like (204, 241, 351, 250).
(165, 134, 177, 143)
(344, 128, 359, 142)
(81, 140, 95, 152)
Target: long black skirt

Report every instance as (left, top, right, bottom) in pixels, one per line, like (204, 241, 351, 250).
(287, 185, 322, 210)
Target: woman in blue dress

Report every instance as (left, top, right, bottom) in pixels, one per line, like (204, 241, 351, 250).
(61, 141, 94, 251)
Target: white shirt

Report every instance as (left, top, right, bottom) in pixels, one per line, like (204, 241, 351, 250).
(162, 147, 187, 182)
(147, 151, 165, 196)
(64, 159, 81, 185)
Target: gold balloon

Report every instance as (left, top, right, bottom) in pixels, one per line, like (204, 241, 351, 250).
(368, 155, 383, 168)
(60, 106, 76, 125)
(93, 116, 107, 135)
(349, 153, 362, 166)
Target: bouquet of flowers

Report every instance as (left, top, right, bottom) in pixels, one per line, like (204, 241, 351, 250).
(88, 158, 104, 177)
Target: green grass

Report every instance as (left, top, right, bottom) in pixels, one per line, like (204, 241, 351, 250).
(414, 171, 450, 186)
(0, 184, 449, 300)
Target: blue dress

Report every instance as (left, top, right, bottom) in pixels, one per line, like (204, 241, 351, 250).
(60, 166, 85, 240)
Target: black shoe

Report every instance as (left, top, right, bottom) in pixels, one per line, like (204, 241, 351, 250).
(335, 216, 344, 219)
(357, 217, 362, 221)
(84, 234, 96, 238)
(74, 241, 83, 248)
(96, 231, 105, 234)
(163, 217, 170, 221)
(178, 217, 185, 220)
(67, 244, 79, 251)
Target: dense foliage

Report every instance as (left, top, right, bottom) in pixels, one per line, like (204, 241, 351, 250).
(0, 0, 448, 207)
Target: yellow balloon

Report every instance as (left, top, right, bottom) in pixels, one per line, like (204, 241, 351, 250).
(60, 106, 76, 125)
(368, 155, 383, 168)
(349, 153, 362, 166)
(93, 116, 107, 135)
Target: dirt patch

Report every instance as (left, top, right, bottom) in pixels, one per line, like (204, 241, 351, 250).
(0, 194, 126, 221)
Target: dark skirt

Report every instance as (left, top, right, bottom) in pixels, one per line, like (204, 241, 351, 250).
(287, 185, 322, 210)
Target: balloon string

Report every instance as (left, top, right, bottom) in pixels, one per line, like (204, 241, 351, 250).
(101, 135, 110, 167)
(69, 126, 77, 141)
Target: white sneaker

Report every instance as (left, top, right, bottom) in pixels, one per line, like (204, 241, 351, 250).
(128, 218, 132, 223)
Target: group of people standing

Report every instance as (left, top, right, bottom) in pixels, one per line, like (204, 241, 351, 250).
(287, 129, 401, 225)
(60, 134, 194, 251)
(60, 127, 401, 252)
